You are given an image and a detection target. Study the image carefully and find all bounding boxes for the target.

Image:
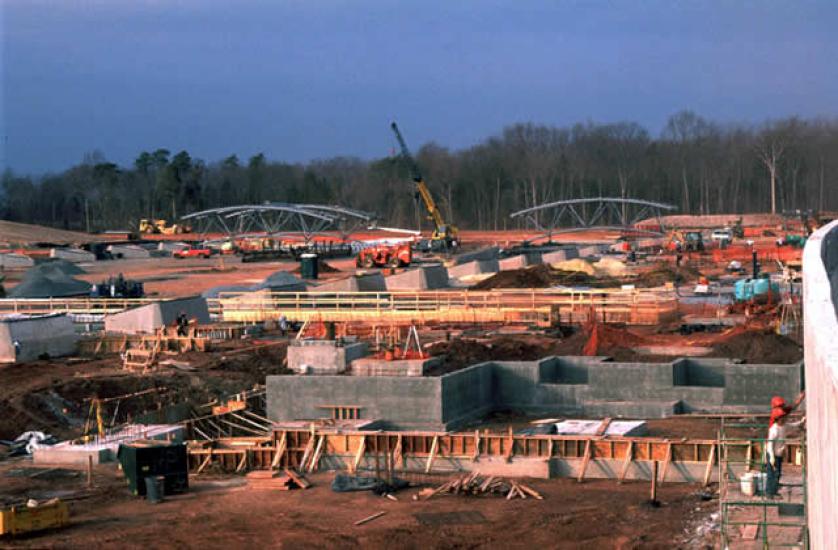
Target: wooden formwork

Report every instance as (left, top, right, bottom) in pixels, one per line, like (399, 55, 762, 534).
(186, 427, 802, 483)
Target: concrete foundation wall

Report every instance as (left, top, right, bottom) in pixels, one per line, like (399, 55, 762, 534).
(0, 314, 78, 363)
(267, 356, 803, 430)
(104, 296, 209, 334)
(266, 375, 443, 429)
(802, 220, 838, 550)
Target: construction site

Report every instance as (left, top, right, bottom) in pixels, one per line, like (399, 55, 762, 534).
(1, 141, 836, 549)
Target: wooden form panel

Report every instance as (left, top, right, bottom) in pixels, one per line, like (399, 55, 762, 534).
(189, 429, 801, 478)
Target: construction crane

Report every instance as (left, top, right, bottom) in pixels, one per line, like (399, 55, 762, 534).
(390, 122, 459, 251)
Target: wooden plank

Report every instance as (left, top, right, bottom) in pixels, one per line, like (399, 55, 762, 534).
(618, 441, 633, 484)
(659, 442, 672, 483)
(352, 435, 366, 474)
(594, 417, 613, 436)
(284, 468, 311, 489)
(271, 431, 287, 469)
(299, 435, 316, 471)
(472, 430, 480, 462)
(354, 511, 386, 526)
(577, 440, 592, 483)
(702, 444, 716, 487)
(425, 435, 439, 473)
(196, 453, 212, 474)
(308, 435, 325, 473)
(235, 451, 248, 473)
(393, 434, 403, 469)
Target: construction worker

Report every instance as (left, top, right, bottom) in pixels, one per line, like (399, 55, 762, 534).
(765, 393, 805, 497)
(176, 311, 189, 337)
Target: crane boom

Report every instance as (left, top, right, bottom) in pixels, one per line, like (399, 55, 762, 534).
(390, 122, 458, 248)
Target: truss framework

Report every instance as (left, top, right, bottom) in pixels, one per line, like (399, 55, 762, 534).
(181, 203, 376, 243)
(510, 197, 676, 240)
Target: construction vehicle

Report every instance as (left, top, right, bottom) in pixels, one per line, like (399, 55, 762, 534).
(356, 242, 412, 268)
(138, 218, 191, 235)
(390, 122, 459, 251)
(666, 230, 704, 252)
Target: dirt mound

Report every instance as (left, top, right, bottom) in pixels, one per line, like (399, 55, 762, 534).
(637, 263, 702, 287)
(0, 220, 95, 246)
(709, 329, 802, 364)
(291, 260, 340, 274)
(473, 264, 619, 290)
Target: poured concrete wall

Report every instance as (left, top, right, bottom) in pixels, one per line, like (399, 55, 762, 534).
(104, 296, 209, 334)
(499, 254, 534, 271)
(802, 220, 838, 550)
(267, 356, 804, 430)
(266, 375, 443, 429)
(0, 314, 78, 363)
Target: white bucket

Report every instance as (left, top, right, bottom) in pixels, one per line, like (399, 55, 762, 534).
(740, 472, 755, 496)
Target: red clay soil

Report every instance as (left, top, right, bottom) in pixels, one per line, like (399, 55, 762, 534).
(0, 466, 716, 549)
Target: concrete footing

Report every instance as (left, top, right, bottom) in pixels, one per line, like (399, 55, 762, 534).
(351, 356, 441, 377)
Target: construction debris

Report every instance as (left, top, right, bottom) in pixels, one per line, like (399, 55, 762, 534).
(419, 474, 543, 501)
(245, 468, 310, 491)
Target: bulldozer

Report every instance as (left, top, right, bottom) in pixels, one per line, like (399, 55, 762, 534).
(356, 242, 412, 269)
(138, 218, 191, 235)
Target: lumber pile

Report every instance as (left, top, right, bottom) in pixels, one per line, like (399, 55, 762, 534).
(416, 473, 543, 501)
(245, 468, 311, 491)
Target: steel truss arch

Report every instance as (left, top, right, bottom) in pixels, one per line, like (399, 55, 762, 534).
(510, 197, 676, 240)
(181, 203, 377, 243)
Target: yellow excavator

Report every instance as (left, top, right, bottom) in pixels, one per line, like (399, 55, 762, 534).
(390, 122, 459, 251)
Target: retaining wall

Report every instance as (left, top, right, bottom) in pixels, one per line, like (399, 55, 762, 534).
(104, 296, 210, 334)
(0, 313, 78, 363)
(267, 356, 804, 430)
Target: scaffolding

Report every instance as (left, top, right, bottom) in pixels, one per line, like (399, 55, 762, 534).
(719, 417, 808, 549)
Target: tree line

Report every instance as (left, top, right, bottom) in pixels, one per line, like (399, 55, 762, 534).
(3, 111, 837, 234)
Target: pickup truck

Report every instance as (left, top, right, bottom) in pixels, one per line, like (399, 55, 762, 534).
(173, 246, 213, 259)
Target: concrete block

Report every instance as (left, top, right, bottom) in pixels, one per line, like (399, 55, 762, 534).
(499, 254, 532, 271)
(542, 247, 579, 264)
(105, 296, 210, 334)
(50, 248, 95, 263)
(315, 273, 386, 292)
(33, 424, 183, 465)
(0, 253, 34, 269)
(385, 265, 449, 290)
(288, 340, 367, 374)
(454, 247, 499, 264)
(107, 244, 151, 259)
(447, 259, 500, 278)
(0, 313, 78, 363)
(351, 356, 441, 377)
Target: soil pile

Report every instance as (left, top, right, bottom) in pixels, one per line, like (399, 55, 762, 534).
(291, 260, 339, 274)
(709, 329, 802, 364)
(473, 264, 620, 290)
(638, 262, 702, 287)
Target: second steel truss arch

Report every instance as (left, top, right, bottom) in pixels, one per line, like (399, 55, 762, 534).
(510, 197, 676, 240)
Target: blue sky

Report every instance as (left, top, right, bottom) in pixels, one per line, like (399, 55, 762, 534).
(2, 0, 837, 174)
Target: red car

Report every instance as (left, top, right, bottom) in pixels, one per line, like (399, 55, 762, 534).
(173, 245, 213, 259)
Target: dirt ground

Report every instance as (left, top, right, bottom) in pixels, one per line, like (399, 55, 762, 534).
(0, 463, 717, 549)
(0, 341, 288, 442)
